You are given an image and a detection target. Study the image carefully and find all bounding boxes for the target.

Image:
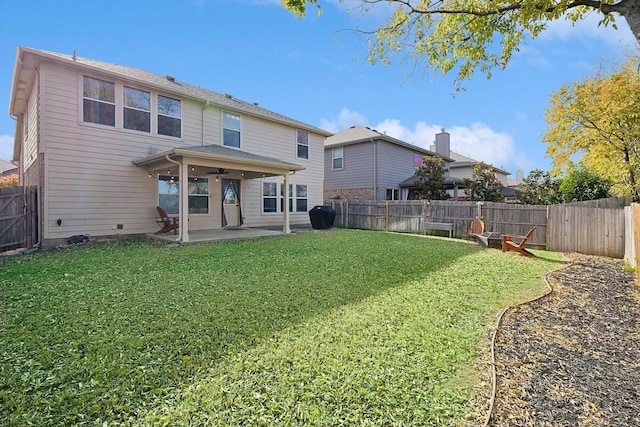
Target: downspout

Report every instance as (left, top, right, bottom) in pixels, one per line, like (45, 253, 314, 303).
(201, 100, 210, 146)
(165, 154, 186, 242)
(33, 65, 42, 248)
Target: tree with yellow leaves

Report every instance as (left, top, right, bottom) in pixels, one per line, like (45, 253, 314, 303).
(283, 0, 640, 87)
(543, 56, 640, 202)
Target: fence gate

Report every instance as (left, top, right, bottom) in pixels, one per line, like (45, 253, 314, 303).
(0, 186, 38, 253)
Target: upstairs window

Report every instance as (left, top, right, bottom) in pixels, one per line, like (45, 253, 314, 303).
(332, 147, 343, 170)
(296, 130, 309, 159)
(83, 76, 115, 126)
(158, 95, 181, 138)
(223, 112, 241, 148)
(414, 153, 423, 169)
(123, 86, 151, 132)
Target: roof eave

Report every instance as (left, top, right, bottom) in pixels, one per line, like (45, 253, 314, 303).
(16, 47, 333, 138)
(133, 148, 304, 172)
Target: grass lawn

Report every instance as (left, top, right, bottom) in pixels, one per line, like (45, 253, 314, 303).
(0, 229, 561, 426)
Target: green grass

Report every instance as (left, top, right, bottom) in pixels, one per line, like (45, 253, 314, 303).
(0, 229, 561, 426)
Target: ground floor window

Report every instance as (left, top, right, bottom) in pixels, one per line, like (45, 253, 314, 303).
(262, 181, 308, 213)
(158, 176, 209, 214)
(386, 188, 399, 200)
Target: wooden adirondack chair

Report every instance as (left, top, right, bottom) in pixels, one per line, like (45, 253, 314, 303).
(502, 226, 537, 257)
(467, 217, 485, 240)
(155, 206, 179, 235)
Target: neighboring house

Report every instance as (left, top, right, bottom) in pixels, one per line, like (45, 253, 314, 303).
(428, 129, 514, 201)
(324, 126, 451, 201)
(0, 159, 18, 177)
(9, 46, 332, 247)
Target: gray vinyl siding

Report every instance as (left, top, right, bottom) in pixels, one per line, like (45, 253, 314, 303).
(23, 77, 39, 170)
(324, 142, 374, 190)
(376, 141, 418, 199)
(35, 60, 323, 239)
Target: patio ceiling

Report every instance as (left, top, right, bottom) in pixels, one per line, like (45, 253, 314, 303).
(133, 144, 304, 179)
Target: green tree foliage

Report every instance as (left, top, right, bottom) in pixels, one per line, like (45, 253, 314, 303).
(415, 155, 450, 200)
(282, 0, 640, 87)
(515, 169, 562, 205)
(559, 165, 613, 202)
(544, 56, 640, 202)
(464, 162, 504, 202)
(0, 174, 18, 188)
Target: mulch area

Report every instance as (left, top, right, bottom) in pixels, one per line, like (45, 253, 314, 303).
(490, 254, 640, 426)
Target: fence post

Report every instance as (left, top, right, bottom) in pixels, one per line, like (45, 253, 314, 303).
(422, 200, 429, 234)
(345, 199, 349, 229)
(385, 200, 389, 231)
(476, 201, 484, 219)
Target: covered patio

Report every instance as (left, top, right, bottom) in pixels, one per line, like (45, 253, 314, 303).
(134, 144, 304, 242)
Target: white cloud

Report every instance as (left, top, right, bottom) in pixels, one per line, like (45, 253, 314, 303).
(319, 107, 369, 132)
(320, 109, 536, 173)
(0, 135, 14, 162)
(540, 12, 636, 47)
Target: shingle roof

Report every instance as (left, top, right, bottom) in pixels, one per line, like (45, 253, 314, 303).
(325, 125, 450, 161)
(19, 47, 332, 137)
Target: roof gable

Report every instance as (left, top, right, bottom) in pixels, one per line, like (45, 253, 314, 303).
(325, 125, 450, 160)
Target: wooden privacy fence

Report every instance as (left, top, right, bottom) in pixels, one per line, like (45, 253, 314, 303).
(324, 198, 628, 258)
(0, 186, 38, 253)
(325, 199, 547, 246)
(547, 205, 625, 258)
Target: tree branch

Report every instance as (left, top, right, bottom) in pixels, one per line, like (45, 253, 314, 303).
(380, 0, 624, 17)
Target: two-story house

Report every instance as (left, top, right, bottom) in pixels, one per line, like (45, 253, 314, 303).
(323, 126, 451, 201)
(428, 129, 514, 201)
(9, 47, 332, 247)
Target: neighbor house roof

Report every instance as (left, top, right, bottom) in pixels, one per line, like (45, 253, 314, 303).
(325, 126, 452, 162)
(9, 46, 333, 138)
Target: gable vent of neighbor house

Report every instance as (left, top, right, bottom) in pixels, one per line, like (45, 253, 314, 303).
(165, 74, 176, 82)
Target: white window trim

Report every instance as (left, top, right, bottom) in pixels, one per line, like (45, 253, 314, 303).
(123, 85, 151, 133)
(82, 75, 116, 128)
(222, 111, 242, 148)
(332, 147, 344, 170)
(157, 94, 182, 138)
(261, 180, 308, 214)
(296, 130, 309, 160)
(79, 74, 183, 140)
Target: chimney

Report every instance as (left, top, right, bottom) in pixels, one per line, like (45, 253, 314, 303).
(435, 128, 451, 158)
(516, 170, 524, 184)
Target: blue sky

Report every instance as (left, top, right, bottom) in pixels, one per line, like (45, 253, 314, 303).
(0, 0, 636, 178)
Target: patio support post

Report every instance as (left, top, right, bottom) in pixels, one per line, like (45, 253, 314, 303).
(180, 161, 190, 242)
(283, 172, 291, 234)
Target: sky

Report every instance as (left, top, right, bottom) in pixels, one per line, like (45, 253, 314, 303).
(0, 0, 637, 179)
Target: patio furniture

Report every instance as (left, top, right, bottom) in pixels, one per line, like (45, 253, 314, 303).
(467, 217, 485, 240)
(156, 206, 179, 235)
(502, 226, 537, 257)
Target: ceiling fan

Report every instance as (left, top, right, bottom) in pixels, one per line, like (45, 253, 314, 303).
(206, 168, 229, 175)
